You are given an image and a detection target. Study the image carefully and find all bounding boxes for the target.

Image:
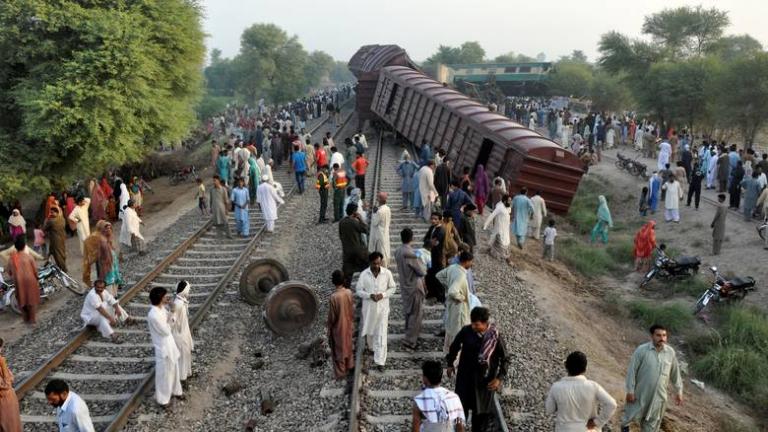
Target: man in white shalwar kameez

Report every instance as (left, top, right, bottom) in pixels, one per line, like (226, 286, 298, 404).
(68, 196, 91, 254)
(170, 280, 194, 382)
(661, 176, 684, 223)
(418, 162, 438, 221)
(657, 140, 671, 171)
(355, 252, 397, 370)
(483, 197, 512, 261)
(706, 150, 718, 189)
(147, 287, 183, 406)
(257, 175, 285, 232)
(368, 192, 392, 267)
(119, 199, 145, 255)
(529, 191, 548, 240)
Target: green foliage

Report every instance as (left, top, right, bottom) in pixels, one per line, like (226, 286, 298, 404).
(709, 53, 768, 148)
(689, 306, 768, 409)
(204, 23, 339, 106)
(330, 61, 355, 84)
(548, 61, 593, 98)
(707, 35, 763, 62)
(492, 52, 534, 63)
(0, 0, 205, 198)
(627, 301, 693, 333)
(426, 41, 486, 65)
(642, 6, 729, 57)
(196, 94, 233, 122)
(559, 238, 616, 277)
(668, 275, 710, 298)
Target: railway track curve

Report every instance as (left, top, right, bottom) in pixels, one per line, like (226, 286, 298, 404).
(14, 105, 354, 432)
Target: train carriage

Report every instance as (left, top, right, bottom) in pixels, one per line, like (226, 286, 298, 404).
(370, 65, 584, 213)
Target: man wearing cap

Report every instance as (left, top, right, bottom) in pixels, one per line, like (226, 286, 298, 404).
(368, 192, 391, 267)
(257, 174, 284, 233)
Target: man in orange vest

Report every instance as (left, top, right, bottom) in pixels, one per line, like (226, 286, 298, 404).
(332, 163, 349, 222)
(316, 167, 331, 223)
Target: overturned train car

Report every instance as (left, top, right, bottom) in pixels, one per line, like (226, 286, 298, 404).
(370, 65, 584, 214)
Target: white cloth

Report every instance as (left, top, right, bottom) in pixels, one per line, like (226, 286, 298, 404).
(119, 207, 143, 246)
(80, 288, 122, 337)
(118, 184, 130, 220)
(706, 153, 718, 188)
(148, 305, 182, 405)
(171, 292, 194, 381)
(493, 177, 507, 195)
(330, 151, 345, 170)
(543, 226, 557, 246)
(68, 198, 91, 252)
(545, 375, 617, 432)
(606, 128, 615, 149)
(368, 204, 391, 267)
(662, 181, 683, 210)
(418, 166, 438, 206)
(56, 391, 95, 432)
(257, 182, 284, 223)
(657, 141, 671, 170)
(355, 267, 396, 366)
(530, 195, 547, 239)
(483, 202, 511, 247)
(414, 386, 466, 427)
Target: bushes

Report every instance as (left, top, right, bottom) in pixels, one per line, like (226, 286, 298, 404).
(691, 306, 768, 409)
(627, 301, 693, 333)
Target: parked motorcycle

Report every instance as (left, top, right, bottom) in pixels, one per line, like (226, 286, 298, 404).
(693, 266, 756, 315)
(169, 165, 198, 186)
(0, 263, 86, 314)
(639, 247, 700, 288)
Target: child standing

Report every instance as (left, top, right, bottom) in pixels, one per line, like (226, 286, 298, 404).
(196, 178, 207, 216)
(542, 219, 557, 261)
(33, 223, 46, 255)
(639, 186, 649, 216)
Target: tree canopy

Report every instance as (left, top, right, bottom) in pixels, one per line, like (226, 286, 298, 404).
(203, 23, 342, 106)
(0, 0, 206, 198)
(426, 41, 486, 64)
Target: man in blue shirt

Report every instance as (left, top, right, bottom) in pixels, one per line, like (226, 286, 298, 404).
(291, 143, 307, 194)
(230, 177, 251, 236)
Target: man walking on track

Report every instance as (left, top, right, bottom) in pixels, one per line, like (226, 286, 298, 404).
(230, 177, 251, 237)
(368, 192, 391, 267)
(316, 167, 331, 223)
(351, 152, 369, 200)
(621, 324, 683, 432)
(356, 252, 396, 372)
(257, 174, 285, 233)
(327, 270, 354, 379)
(394, 228, 426, 350)
(209, 175, 231, 238)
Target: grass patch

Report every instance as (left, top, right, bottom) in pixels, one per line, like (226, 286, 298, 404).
(668, 275, 710, 298)
(559, 236, 633, 277)
(567, 176, 608, 234)
(627, 301, 693, 333)
(690, 306, 768, 409)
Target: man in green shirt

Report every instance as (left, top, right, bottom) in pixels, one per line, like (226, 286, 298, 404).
(621, 324, 683, 432)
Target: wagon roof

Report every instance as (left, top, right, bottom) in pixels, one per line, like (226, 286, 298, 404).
(381, 65, 568, 153)
(348, 45, 418, 77)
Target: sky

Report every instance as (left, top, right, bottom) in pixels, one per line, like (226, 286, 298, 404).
(201, 0, 768, 64)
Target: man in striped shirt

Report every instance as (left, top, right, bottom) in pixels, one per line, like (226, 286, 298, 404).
(412, 360, 465, 432)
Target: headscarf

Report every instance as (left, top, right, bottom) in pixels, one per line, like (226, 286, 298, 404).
(633, 221, 656, 258)
(100, 177, 113, 197)
(8, 209, 25, 228)
(474, 164, 490, 199)
(176, 280, 191, 303)
(597, 195, 613, 227)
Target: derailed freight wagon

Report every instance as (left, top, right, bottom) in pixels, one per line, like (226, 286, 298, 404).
(370, 65, 584, 214)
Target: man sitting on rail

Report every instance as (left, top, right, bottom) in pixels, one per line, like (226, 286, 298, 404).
(80, 279, 130, 344)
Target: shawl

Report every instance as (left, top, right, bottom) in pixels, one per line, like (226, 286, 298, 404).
(478, 322, 499, 368)
(474, 165, 490, 199)
(597, 195, 613, 227)
(97, 233, 115, 279)
(100, 177, 113, 198)
(633, 221, 656, 258)
(0, 355, 13, 400)
(8, 210, 24, 228)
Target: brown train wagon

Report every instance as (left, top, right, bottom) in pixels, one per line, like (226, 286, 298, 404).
(370, 65, 584, 214)
(348, 45, 419, 128)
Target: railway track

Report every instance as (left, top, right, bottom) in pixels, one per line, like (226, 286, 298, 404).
(345, 130, 509, 432)
(14, 104, 354, 432)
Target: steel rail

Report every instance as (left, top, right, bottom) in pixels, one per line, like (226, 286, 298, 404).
(347, 126, 384, 432)
(14, 98, 354, 431)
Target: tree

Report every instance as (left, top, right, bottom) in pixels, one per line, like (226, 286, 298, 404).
(707, 35, 764, 61)
(571, 50, 588, 63)
(548, 62, 593, 98)
(330, 60, 355, 83)
(205, 49, 237, 97)
(426, 41, 485, 64)
(0, 0, 205, 198)
(536, 52, 546, 62)
(492, 52, 534, 63)
(711, 53, 768, 148)
(303, 50, 334, 89)
(589, 71, 633, 113)
(642, 6, 729, 57)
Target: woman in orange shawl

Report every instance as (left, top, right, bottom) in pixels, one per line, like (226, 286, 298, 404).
(6, 239, 40, 324)
(0, 338, 22, 432)
(633, 220, 657, 272)
(89, 178, 107, 222)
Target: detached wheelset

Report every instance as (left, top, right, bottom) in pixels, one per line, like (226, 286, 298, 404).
(238, 258, 318, 336)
